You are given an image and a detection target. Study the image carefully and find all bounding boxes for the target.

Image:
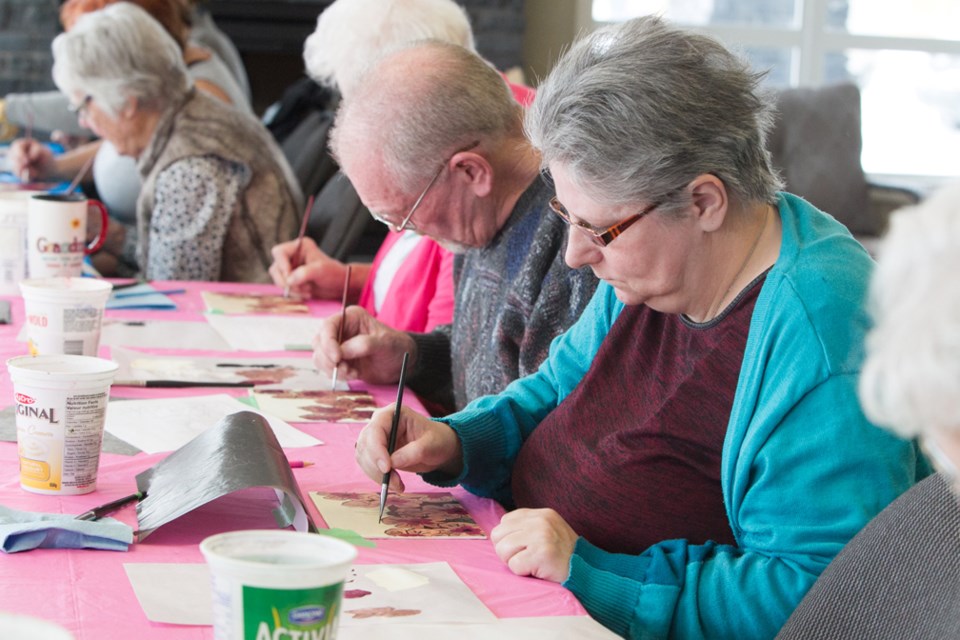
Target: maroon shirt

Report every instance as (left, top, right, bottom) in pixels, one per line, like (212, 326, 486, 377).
(511, 275, 766, 555)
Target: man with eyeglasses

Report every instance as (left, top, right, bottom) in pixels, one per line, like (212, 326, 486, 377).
(313, 40, 598, 414)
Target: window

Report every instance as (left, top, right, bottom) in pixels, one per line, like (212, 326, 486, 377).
(586, 0, 960, 180)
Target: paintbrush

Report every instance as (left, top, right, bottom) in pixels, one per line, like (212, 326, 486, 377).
(330, 263, 352, 391)
(283, 194, 315, 298)
(378, 351, 409, 523)
(75, 491, 144, 521)
(113, 380, 255, 388)
(65, 153, 96, 196)
(19, 109, 33, 183)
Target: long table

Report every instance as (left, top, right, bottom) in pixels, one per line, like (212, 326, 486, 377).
(0, 280, 608, 639)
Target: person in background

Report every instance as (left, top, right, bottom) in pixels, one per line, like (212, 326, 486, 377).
(269, 0, 535, 334)
(44, 3, 300, 281)
(774, 182, 960, 639)
(352, 17, 922, 639)
(314, 40, 597, 414)
(860, 181, 960, 493)
(186, 0, 250, 104)
(8, 0, 249, 276)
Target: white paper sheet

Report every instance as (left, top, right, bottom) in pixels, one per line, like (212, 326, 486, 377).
(103, 394, 321, 454)
(100, 318, 232, 351)
(205, 315, 322, 351)
(123, 562, 496, 628)
(337, 616, 621, 639)
(124, 564, 212, 626)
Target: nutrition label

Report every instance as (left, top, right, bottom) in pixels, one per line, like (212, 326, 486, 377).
(62, 391, 108, 489)
(63, 306, 102, 333)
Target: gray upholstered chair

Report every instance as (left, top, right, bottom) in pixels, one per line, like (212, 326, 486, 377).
(767, 83, 920, 254)
(775, 474, 960, 639)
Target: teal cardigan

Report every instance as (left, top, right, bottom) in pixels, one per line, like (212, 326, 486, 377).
(427, 193, 923, 639)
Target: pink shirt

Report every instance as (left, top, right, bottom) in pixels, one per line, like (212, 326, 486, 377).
(357, 230, 454, 333)
(507, 80, 537, 107)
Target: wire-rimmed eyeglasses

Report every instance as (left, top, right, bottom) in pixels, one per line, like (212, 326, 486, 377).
(369, 140, 481, 233)
(68, 94, 93, 118)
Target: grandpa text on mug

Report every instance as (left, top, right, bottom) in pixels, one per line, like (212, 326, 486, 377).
(28, 193, 108, 279)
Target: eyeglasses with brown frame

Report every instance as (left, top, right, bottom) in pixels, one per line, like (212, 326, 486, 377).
(548, 196, 660, 247)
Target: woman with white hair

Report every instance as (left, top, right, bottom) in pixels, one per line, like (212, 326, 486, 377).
(48, 3, 300, 281)
(9, 0, 251, 277)
(352, 16, 923, 638)
(269, 0, 534, 335)
(774, 182, 960, 639)
(860, 181, 960, 491)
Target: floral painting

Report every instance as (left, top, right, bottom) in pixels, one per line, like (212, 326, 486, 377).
(253, 389, 378, 423)
(310, 491, 486, 539)
(201, 291, 310, 315)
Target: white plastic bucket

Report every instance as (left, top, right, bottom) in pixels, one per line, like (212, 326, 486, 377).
(0, 191, 44, 296)
(0, 612, 74, 640)
(201, 530, 357, 640)
(7, 354, 118, 495)
(19, 277, 112, 357)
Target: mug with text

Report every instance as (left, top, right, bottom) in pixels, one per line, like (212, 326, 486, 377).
(27, 193, 108, 279)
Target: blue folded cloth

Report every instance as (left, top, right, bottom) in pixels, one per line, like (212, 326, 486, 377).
(105, 282, 178, 310)
(0, 504, 134, 553)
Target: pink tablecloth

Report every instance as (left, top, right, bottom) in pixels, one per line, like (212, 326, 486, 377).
(0, 281, 586, 639)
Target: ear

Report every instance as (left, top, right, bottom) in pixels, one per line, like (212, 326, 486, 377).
(688, 174, 728, 233)
(120, 96, 139, 119)
(449, 151, 493, 198)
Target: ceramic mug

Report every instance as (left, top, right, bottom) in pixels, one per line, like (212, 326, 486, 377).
(27, 193, 108, 279)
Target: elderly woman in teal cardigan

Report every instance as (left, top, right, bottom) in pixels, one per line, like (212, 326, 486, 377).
(353, 16, 924, 640)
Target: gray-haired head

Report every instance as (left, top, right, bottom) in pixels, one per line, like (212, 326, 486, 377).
(329, 39, 522, 192)
(859, 181, 960, 441)
(303, 0, 476, 101)
(52, 3, 191, 119)
(526, 15, 782, 214)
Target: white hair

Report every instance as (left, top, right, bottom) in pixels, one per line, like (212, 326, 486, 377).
(51, 3, 190, 119)
(302, 0, 475, 100)
(860, 181, 960, 440)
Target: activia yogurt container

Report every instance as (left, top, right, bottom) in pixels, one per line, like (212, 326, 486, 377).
(200, 530, 357, 640)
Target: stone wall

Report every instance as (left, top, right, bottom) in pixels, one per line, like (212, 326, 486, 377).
(459, 0, 525, 72)
(0, 0, 527, 109)
(0, 0, 59, 94)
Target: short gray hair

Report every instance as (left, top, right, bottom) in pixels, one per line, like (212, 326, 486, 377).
(303, 0, 476, 101)
(52, 3, 190, 119)
(526, 15, 782, 212)
(860, 181, 960, 440)
(330, 39, 522, 192)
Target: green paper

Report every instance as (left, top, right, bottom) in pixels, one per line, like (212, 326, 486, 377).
(317, 527, 376, 548)
(235, 395, 259, 409)
(284, 343, 313, 352)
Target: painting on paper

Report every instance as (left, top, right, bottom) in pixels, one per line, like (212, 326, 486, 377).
(201, 291, 310, 315)
(252, 389, 377, 423)
(337, 562, 495, 626)
(310, 491, 485, 539)
(110, 347, 341, 390)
